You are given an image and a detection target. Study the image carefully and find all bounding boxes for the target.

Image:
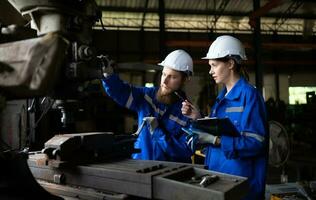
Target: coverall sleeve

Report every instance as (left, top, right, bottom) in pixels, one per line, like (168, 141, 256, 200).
(221, 91, 267, 159)
(101, 74, 146, 112)
(153, 128, 193, 163)
(168, 133, 193, 162)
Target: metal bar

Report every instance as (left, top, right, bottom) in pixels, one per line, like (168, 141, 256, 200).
(253, 0, 263, 93)
(97, 6, 316, 20)
(212, 0, 231, 29)
(96, 17, 312, 35)
(140, 0, 149, 61)
(165, 40, 316, 49)
(274, 1, 304, 31)
(158, 0, 165, 60)
(141, 0, 149, 29)
(249, 0, 282, 28)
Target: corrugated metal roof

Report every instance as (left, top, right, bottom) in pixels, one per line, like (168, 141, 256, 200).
(95, 0, 316, 35)
(97, 0, 316, 15)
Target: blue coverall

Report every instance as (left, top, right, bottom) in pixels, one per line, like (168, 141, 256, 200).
(102, 74, 192, 163)
(205, 77, 268, 200)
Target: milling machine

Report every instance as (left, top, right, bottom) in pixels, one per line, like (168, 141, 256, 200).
(0, 1, 249, 199)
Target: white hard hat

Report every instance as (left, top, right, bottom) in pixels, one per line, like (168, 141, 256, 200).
(158, 49, 193, 75)
(202, 35, 247, 61)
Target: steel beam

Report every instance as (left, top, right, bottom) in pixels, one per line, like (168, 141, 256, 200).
(165, 40, 316, 49)
(249, 0, 282, 28)
(274, 1, 304, 31)
(158, 0, 166, 60)
(98, 6, 316, 20)
(211, 0, 231, 30)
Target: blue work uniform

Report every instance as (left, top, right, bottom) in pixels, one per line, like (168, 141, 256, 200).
(102, 74, 192, 163)
(205, 77, 268, 200)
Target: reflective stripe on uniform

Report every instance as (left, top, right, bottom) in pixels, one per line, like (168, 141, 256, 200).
(225, 106, 244, 113)
(144, 94, 166, 116)
(133, 120, 146, 136)
(125, 92, 133, 108)
(242, 132, 265, 143)
(169, 114, 187, 126)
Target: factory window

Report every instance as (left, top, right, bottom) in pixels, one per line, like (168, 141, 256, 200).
(145, 83, 154, 87)
(289, 87, 316, 104)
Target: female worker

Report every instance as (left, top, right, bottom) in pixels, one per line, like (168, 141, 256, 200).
(182, 35, 268, 200)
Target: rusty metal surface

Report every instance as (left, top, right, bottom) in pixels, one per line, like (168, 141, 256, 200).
(29, 158, 179, 198)
(153, 166, 248, 200)
(28, 157, 248, 200)
(28, 132, 248, 199)
(37, 180, 129, 200)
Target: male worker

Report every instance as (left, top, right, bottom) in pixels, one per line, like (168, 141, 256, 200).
(100, 49, 194, 163)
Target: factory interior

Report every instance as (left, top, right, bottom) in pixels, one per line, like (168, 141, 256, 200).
(0, 0, 316, 199)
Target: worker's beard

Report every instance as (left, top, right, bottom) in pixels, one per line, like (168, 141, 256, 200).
(156, 86, 184, 105)
(156, 88, 177, 105)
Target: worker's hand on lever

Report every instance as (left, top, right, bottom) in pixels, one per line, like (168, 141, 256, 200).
(181, 100, 201, 120)
(97, 55, 115, 78)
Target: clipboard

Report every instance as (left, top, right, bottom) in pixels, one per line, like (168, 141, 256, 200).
(190, 117, 239, 137)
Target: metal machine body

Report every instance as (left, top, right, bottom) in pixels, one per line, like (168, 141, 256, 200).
(29, 159, 248, 200)
(0, 0, 103, 99)
(28, 132, 248, 200)
(0, 1, 249, 199)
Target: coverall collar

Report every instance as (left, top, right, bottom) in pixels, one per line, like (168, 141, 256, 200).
(216, 77, 246, 101)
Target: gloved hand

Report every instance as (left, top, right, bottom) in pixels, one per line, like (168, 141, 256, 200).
(97, 55, 114, 78)
(182, 127, 218, 145)
(191, 128, 218, 145)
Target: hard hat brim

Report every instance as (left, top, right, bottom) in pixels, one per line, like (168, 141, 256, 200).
(201, 56, 247, 60)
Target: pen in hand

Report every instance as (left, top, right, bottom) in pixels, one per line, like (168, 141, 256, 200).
(177, 92, 201, 120)
(174, 91, 193, 104)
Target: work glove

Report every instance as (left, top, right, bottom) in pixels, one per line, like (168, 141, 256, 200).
(97, 55, 114, 78)
(191, 128, 218, 145)
(182, 127, 218, 145)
